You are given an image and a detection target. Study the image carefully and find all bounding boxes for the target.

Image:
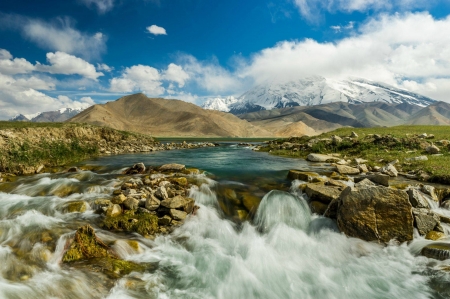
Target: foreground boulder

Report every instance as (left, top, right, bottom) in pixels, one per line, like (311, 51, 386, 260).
(337, 186, 414, 243)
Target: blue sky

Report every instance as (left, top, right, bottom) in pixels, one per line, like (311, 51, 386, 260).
(1, 0, 450, 119)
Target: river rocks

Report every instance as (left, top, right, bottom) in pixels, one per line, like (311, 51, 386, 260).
(106, 204, 122, 217)
(287, 170, 320, 182)
(161, 195, 186, 209)
(305, 184, 341, 204)
(380, 164, 398, 177)
(123, 163, 146, 175)
(412, 208, 440, 235)
(145, 194, 160, 211)
(155, 186, 169, 200)
(241, 193, 262, 212)
(62, 201, 88, 213)
(354, 178, 376, 189)
(357, 164, 369, 173)
(159, 163, 186, 172)
(112, 194, 127, 204)
(337, 186, 414, 243)
(331, 135, 342, 145)
(426, 231, 446, 241)
(310, 201, 329, 215)
(407, 189, 431, 209)
(421, 185, 439, 202)
(123, 197, 140, 211)
(422, 243, 450, 260)
(63, 224, 111, 262)
(92, 199, 113, 212)
(306, 153, 340, 162)
(335, 165, 360, 175)
(354, 174, 390, 187)
(170, 209, 187, 220)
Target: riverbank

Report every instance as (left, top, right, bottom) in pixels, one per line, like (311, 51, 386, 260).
(0, 122, 217, 176)
(259, 125, 450, 184)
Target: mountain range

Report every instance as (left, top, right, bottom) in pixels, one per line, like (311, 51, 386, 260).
(10, 108, 85, 122)
(202, 76, 436, 115)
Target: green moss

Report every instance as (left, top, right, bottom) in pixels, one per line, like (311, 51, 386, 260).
(62, 225, 110, 263)
(102, 211, 159, 236)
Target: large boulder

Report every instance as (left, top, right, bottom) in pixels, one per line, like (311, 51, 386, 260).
(335, 165, 360, 175)
(412, 208, 440, 235)
(306, 154, 340, 162)
(305, 184, 342, 204)
(407, 189, 430, 209)
(337, 186, 414, 243)
(354, 174, 390, 187)
(380, 164, 398, 177)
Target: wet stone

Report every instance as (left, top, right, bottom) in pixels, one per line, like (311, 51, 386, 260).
(160, 195, 186, 209)
(158, 215, 172, 226)
(123, 197, 140, 211)
(170, 209, 187, 221)
(145, 194, 161, 211)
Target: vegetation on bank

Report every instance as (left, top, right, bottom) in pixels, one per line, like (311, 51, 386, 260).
(261, 126, 450, 184)
(0, 122, 155, 174)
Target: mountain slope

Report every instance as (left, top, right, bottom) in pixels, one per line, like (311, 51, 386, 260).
(406, 101, 450, 125)
(203, 77, 436, 115)
(10, 108, 84, 122)
(68, 93, 272, 137)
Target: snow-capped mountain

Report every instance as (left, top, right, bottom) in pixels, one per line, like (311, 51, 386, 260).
(202, 96, 238, 112)
(9, 107, 85, 122)
(204, 77, 436, 115)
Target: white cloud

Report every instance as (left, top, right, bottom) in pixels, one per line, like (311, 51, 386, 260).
(164, 92, 199, 104)
(97, 63, 113, 72)
(238, 12, 450, 101)
(0, 56, 35, 75)
(147, 25, 167, 35)
(37, 52, 104, 80)
(293, 0, 434, 23)
(80, 0, 115, 14)
(162, 63, 189, 87)
(110, 64, 164, 95)
(0, 49, 12, 60)
(24, 19, 106, 60)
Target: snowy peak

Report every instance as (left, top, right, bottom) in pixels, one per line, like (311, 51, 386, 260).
(9, 107, 86, 122)
(207, 77, 436, 115)
(201, 96, 238, 112)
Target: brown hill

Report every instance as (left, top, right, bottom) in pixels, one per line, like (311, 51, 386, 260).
(68, 93, 273, 137)
(406, 101, 450, 125)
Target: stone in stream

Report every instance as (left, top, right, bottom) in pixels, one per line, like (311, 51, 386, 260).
(123, 197, 140, 211)
(159, 163, 186, 172)
(407, 189, 431, 209)
(354, 178, 376, 189)
(358, 164, 369, 173)
(305, 184, 342, 204)
(63, 224, 112, 262)
(123, 163, 146, 175)
(145, 194, 161, 211)
(62, 201, 88, 213)
(425, 231, 446, 241)
(160, 195, 187, 209)
(306, 153, 340, 162)
(354, 174, 390, 187)
(287, 170, 320, 182)
(170, 209, 187, 221)
(421, 243, 450, 260)
(412, 208, 440, 236)
(112, 194, 127, 204)
(155, 186, 169, 200)
(380, 164, 398, 177)
(310, 201, 329, 215)
(421, 185, 439, 202)
(106, 204, 122, 217)
(337, 186, 414, 243)
(335, 165, 360, 175)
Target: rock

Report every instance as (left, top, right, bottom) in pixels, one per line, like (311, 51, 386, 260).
(405, 156, 428, 162)
(421, 243, 450, 260)
(123, 189, 137, 196)
(171, 177, 188, 186)
(325, 179, 348, 189)
(183, 198, 195, 214)
(335, 165, 360, 175)
(337, 186, 413, 243)
(306, 154, 340, 162)
(160, 195, 186, 209)
(62, 225, 110, 263)
(441, 200, 450, 209)
(419, 133, 428, 138)
(123, 163, 146, 175)
(407, 189, 430, 209)
(106, 204, 122, 217)
(380, 164, 398, 177)
(305, 184, 341, 204)
(92, 199, 112, 212)
(112, 194, 127, 204)
(62, 201, 88, 213)
(36, 165, 44, 174)
(287, 170, 320, 182)
(354, 174, 390, 187)
(123, 197, 140, 211)
(241, 193, 261, 212)
(412, 208, 440, 235)
(358, 164, 369, 173)
(170, 209, 187, 221)
(310, 201, 329, 215)
(336, 159, 348, 165)
(331, 135, 342, 145)
(350, 131, 358, 138)
(236, 210, 249, 221)
(145, 194, 161, 211)
(158, 215, 172, 226)
(159, 163, 185, 172)
(421, 185, 439, 202)
(354, 178, 376, 189)
(102, 211, 159, 236)
(155, 186, 169, 200)
(67, 167, 79, 173)
(372, 166, 381, 172)
(426, 144, 440, 154)
(425, 231, 446, 241)
(354, 158, 368, 164)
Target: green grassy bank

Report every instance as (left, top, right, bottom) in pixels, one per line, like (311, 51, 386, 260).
(261, 125, 450, 184)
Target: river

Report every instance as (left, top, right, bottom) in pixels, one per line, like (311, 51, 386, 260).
(0, 143, 449, 298)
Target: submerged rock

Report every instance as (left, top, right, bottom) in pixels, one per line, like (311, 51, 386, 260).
(62, 201, 88, 213)
(337, 186, 413, 243)
(422, 243, 450, 260)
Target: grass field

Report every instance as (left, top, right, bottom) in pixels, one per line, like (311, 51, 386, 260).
(261, 125, 450, 184)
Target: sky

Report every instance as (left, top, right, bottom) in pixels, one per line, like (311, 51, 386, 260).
(1, 0, 450, 119)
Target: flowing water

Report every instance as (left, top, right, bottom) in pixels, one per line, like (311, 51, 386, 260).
(1, 143, 450, 298)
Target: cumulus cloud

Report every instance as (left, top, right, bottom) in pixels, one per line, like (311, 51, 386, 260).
(0, 13, 106, 60)
(147, 25, 167, 35)
(36, 52, 104, 80)
(80, 0, 114, 14)
(293, 0, 434, 23)
(0, 55, 35, 75)
(238, 12, 450, 101)
(97, 63, 113, 72)
(162, 63, 189, 87)
(110, 64, 164, 95)
(0, 49, 12, 60)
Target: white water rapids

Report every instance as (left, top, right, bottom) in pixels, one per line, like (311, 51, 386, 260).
(0, 169, 449, 298)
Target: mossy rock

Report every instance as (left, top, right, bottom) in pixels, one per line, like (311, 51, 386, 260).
(171, 177, 188, 186)
(70, 257, 149, 279)
(102, 211, 159, 236)
(240, 192, 261, 212)
(63, 225, 111, 263)
(426, 231, 446, 241)
(183, 168, 201, 175)
(51, 185, 81, 197)
(62, 201, 88, 213)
